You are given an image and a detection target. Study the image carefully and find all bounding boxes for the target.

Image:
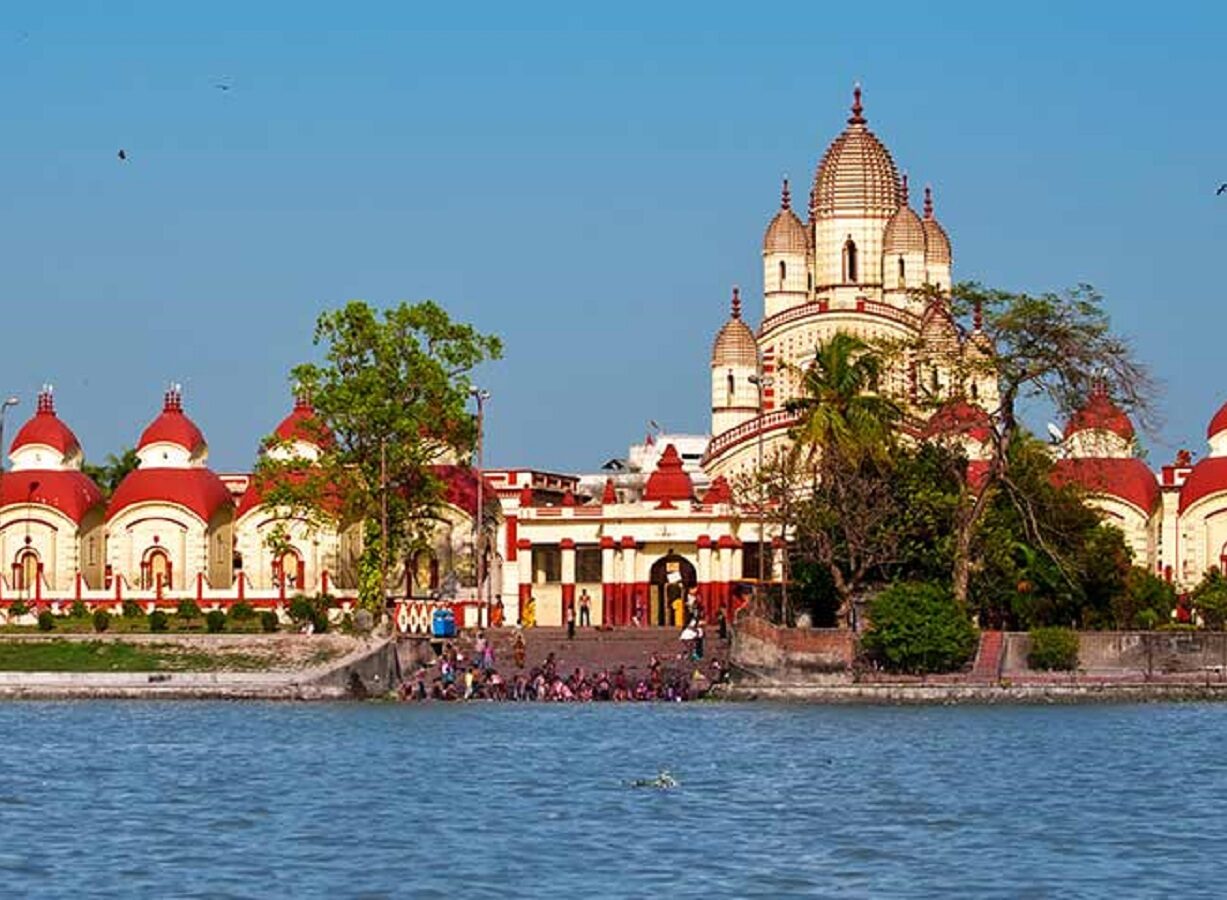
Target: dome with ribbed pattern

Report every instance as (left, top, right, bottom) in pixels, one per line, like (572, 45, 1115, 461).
(922, 185, 953, 265)
(883, 176, 926, 254)
(763, 178, 809, 253)
(711, 288, 758, 368)
(812, 86, 901, 218)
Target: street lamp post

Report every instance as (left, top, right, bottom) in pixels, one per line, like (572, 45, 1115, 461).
(469, 386, 491, 625)
(0, 396, 19, 474)
(747, 368, 773, 618)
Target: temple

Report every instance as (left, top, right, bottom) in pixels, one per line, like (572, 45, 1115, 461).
(1, 88, 1221, 629)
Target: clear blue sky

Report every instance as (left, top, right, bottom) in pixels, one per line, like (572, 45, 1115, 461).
(2, 1, 1225, 472)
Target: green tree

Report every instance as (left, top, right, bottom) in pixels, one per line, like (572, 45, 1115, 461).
(82, 447, 139, 498)
(929, 282, 1155, 605)
(860, 581, 979, 674)
(258, 300, 502, 611)
(965, 435, 1122, 629)
(787, 332, 901, 464)
(1113, 567, 1176, 630)
(1191, 569, 1227, 630)
(775, 333, 904, 626)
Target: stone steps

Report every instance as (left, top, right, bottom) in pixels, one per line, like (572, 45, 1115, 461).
(455, 627, 727, 678)
(972, 630, 1005, 680)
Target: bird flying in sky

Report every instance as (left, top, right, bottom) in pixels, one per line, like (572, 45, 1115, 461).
(1218, 183, 1227, 196)
(117, 149, 127, 161)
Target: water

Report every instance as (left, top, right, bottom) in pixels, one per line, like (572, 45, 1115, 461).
(0, 701, 1223, 898)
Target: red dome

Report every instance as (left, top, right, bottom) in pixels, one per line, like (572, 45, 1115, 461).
(1207, 401, 1227, 440)
(923, 400, 992, 444)
(10, 390, 80, 456)
(235, 468, 347, 519)
(1178, 457, 1227, 513)
(108, 468, 234, 523)
(1064, 384, 1134, 441)
(0, 470, 103, 523)
(272, 397, 334, 449)
(1052, 457, 1159, 514)
(643, 444, 695, 504)
(138, 389, 205, 454)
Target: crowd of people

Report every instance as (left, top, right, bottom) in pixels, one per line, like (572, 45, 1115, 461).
(398, 629, 729, 703)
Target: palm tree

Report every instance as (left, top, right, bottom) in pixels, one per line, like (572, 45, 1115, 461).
(786, 332, 901, 464)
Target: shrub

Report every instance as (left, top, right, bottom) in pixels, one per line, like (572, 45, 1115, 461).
(149, 610, 170, 633)
(176, 598, 202, 621)
(860, 582, 978, 675)
(288, 595, 329, 633)
(10, 599, 29, 618)
(93, 609, 112, 633)
(1028, 626, 1080, 670)
(1115, 567, 1176, 630)
(1136, 608, 1161, 631)
(70, 599, 89, 619)
(229, 601, 255, 622)
(1192, 569, 1227, 630)
(37, 610, 55, 632)
(121, 600, 144, 619)
(288, 595, 314, 625)
(259, 610, 279, 633)
(205, 610, 227, 634)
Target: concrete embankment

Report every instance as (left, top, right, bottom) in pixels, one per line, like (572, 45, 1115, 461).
(0, 634, 400, 701)
(720, 681, 1227, 704)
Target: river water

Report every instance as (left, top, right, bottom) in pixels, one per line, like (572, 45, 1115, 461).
(0, 701, 1223, 898)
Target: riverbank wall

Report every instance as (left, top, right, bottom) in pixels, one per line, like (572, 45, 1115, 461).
(727, 619, 1227, 702)
(0, 633, 400, 701)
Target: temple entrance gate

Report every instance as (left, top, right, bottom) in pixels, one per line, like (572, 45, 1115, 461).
(648, 552, 696, 627)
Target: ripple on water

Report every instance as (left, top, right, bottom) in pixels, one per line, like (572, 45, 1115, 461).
(0, 702, 1225, 897)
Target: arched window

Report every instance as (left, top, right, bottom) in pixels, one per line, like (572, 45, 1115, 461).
(897, 256, 906, 288)
(726, 371, 735, 404)
(930, 366, 940, 394)
(844, 239, 858, 283)
(970, 382, 979, 400)
(778, 260, 786, 290)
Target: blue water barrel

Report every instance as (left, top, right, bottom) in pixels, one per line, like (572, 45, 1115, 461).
(432, 608, 456, 638)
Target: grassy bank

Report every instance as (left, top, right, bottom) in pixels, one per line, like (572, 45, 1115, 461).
(0, 638, 345, 673)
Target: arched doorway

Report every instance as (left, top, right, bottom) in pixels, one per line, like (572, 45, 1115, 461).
(142, 548, 172, 591)
(411, 550, 439, 597)
(12, 550, 39, 596)
(648, 552, 696, 627)
(275, 548, 305, 592)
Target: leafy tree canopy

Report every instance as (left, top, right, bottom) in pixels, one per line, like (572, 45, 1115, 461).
(82, 447, 139, 499)
(257, 300, 502, 609)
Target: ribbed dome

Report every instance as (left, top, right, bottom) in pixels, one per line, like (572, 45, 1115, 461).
(812, 86, 901, 219)
(1065, 383, 1134, 442)
(922, 186, 952, 265)
(883, 175, 926, 255)
(763, 178, 808, 253)
(711, 288, 758, 368)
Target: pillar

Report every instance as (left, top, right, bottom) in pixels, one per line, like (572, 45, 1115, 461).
(717, 535, 736, 616)
(516, 538, 532, 624)
(696, 536, 713, 621)
(600, 536, 616, 626)
(620, 537, 637, 626)
(560, 538, 576, 622)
